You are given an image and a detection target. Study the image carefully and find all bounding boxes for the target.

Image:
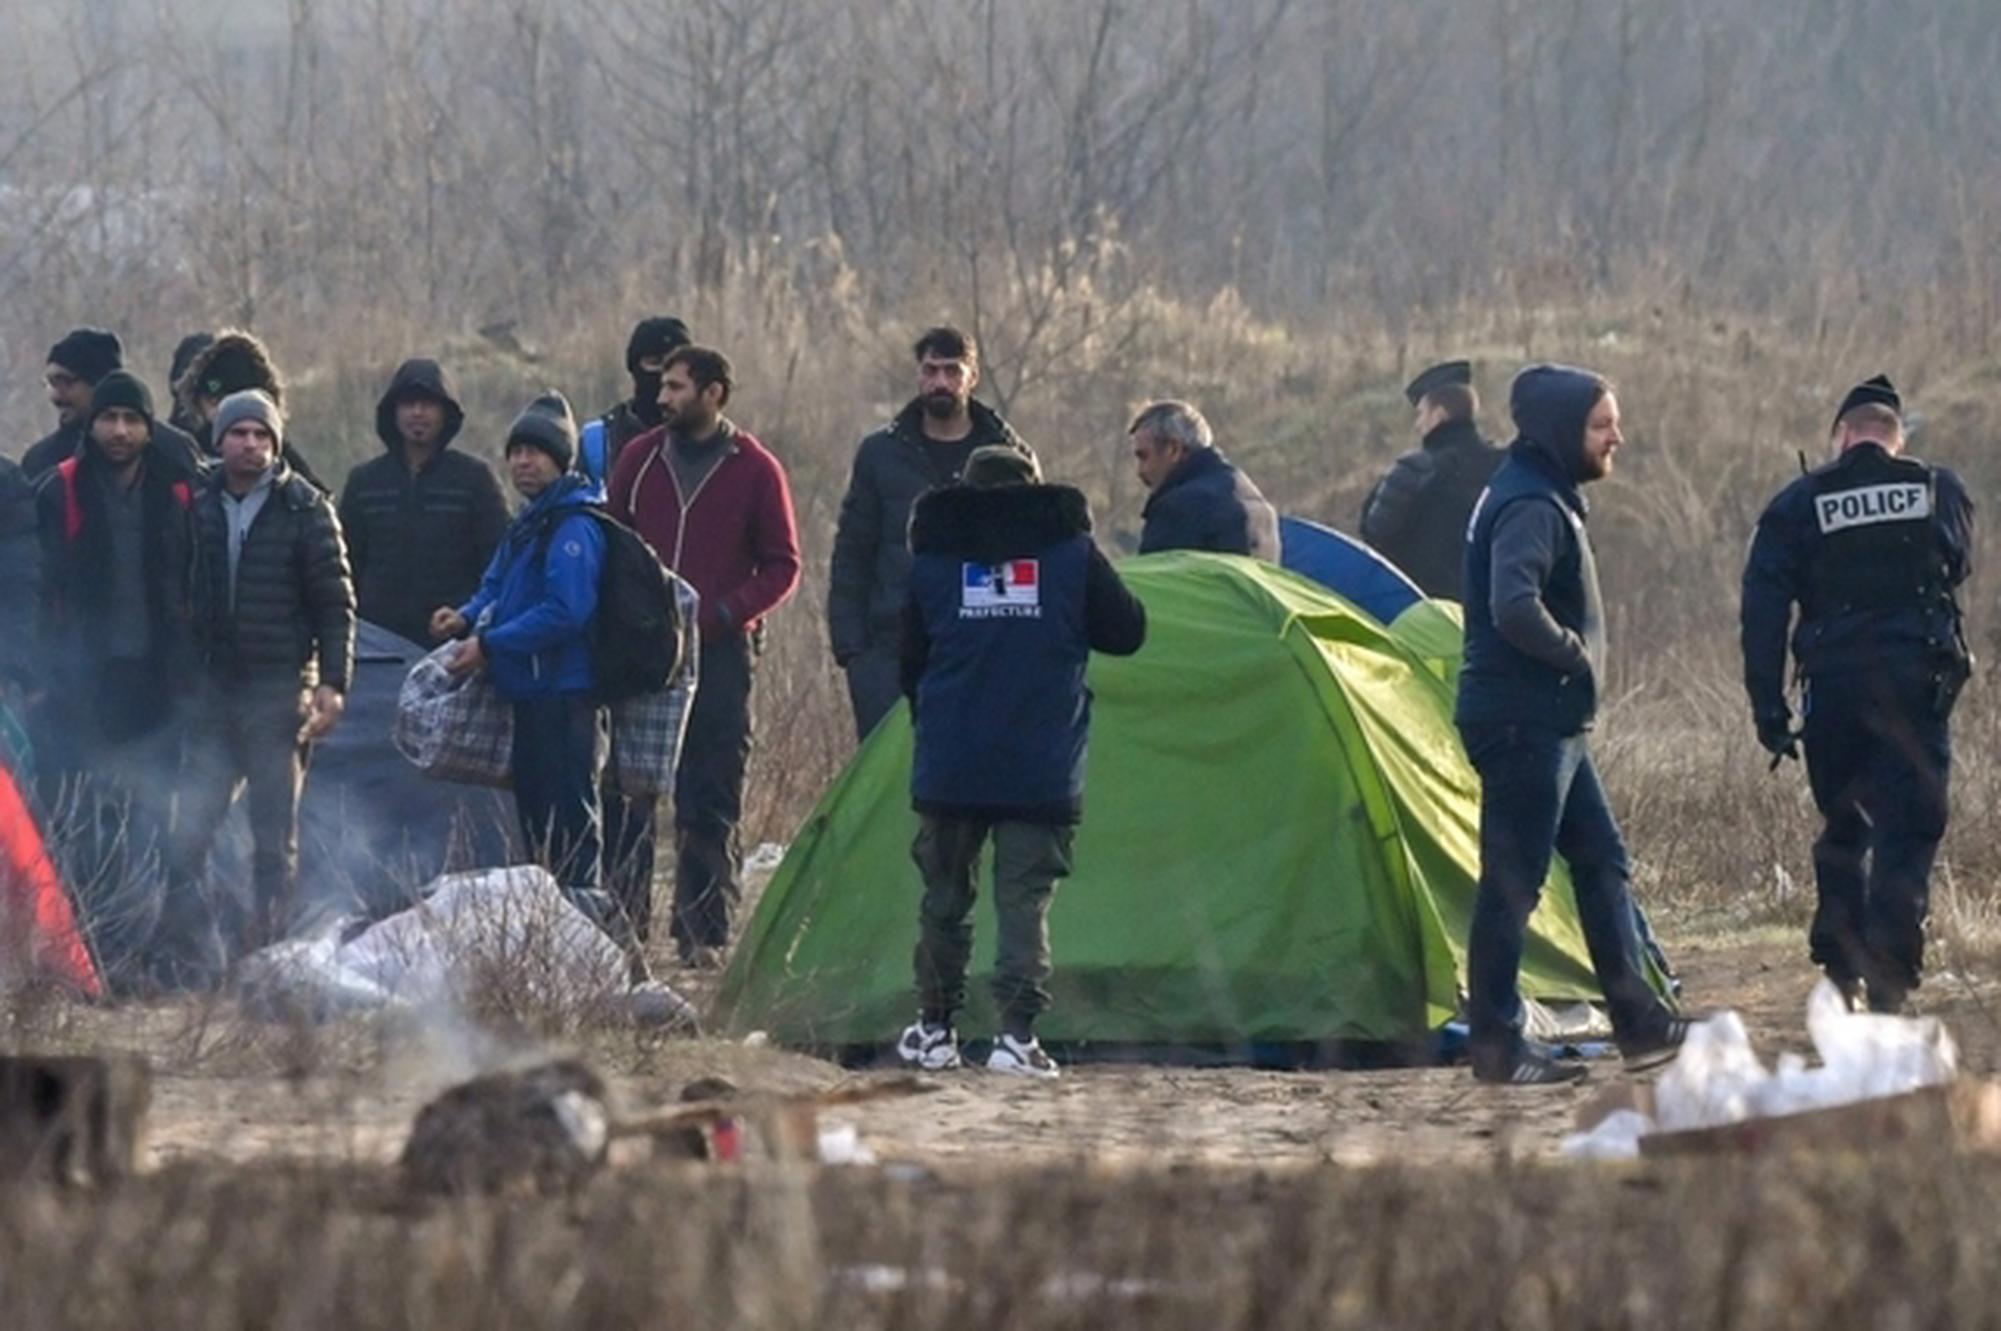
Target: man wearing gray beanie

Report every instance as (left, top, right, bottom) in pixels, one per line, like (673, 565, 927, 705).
(161, 387, 355, 982)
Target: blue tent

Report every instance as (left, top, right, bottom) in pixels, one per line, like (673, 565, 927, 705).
(1278, 516, 1425, 622)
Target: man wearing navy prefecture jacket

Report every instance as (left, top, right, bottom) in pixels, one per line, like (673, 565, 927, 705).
(896, 446, 1147, 1078)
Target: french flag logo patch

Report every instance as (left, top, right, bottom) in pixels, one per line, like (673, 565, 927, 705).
(960, 559, 1042, 616)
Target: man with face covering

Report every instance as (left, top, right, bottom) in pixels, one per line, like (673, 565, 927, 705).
(829, 327, 1035, 740)
(1455, 364, 1687, 1085)
(576, 316, 692, 490)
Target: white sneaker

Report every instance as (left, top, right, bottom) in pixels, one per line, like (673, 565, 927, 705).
(985, 1033, 1060, 1080)
(896, 1019, 962, 1070)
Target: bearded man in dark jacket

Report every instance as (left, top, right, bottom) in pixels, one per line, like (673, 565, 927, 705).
(1361, 360, 1505, 600)
(164, 390, 354, 977)
(829, 326, 1035, 740)
(35, 371, 200, 983)
(895, 446, 1147, 1080)
(338, 358, 509, 646)
(1456, 364, 1686, 1085)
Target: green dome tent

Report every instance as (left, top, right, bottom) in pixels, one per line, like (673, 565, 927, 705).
(716, 552, 1608, 1057)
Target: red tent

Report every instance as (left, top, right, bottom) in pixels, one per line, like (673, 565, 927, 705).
(0, 762, 101, 999)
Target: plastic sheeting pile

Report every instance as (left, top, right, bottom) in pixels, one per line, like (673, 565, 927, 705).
(239, 866, 686, 1019)
(1563, 980, 1959, 1160)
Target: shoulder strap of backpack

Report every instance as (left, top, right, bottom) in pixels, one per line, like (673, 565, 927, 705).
(56, 457, 82, 542)
(579, 418, 609, 485)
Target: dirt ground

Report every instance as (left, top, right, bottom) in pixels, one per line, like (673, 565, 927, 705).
(91, 927, 2001, 1175)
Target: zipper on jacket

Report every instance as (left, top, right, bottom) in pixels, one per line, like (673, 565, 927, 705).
(637, 437, 731, 573)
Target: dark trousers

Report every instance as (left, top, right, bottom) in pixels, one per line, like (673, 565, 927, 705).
(43, 664, 180, 988)
(511, 694, 606, 911)
(1802, 664, 1951, 993)
(911, 815, 1075, 1034)
(843, 643, 904, 742)
(602, 786, 658, 943)
(672, 633, 754, 955)
(1460, 723, 1672, 1060)
(166, 686, 308, 968)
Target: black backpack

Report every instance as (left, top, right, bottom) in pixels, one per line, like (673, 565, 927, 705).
(537, 505, 686, 702)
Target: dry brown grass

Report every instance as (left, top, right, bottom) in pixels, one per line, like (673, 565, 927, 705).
(5, 1148, 2001, 1330)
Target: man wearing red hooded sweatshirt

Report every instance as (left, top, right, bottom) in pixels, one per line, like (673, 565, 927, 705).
(607, 346, 800, 967)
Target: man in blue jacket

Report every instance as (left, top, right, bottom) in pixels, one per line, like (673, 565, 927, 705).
(432, 392, 610, 920)
(897, 446, 1147, 1078)
(1741, 375, 1973, 1014)
(1457, 364, 1686, 1085)
(1131, 399, 1279, 562)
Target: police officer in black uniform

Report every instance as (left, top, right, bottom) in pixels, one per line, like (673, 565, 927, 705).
(1740, 375, 1974, 1014)
(1360, 360, 1504, 600)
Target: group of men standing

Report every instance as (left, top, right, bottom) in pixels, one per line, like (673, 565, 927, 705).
(1, 318, 810, 985)
(6, 327, 352, 986)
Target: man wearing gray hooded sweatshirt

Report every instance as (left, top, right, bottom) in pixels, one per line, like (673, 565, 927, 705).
(1455, 364, 1687, 1085)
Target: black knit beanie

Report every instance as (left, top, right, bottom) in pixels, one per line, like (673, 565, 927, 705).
(506, 391, 578, 470)
(89, 371, 155, 426)
(48, 328, 124, 384)
(625, 316, 692, 373)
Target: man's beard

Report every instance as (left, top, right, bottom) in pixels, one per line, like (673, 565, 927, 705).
(920, 390, 962, 420)
(632, 371, 664, 424)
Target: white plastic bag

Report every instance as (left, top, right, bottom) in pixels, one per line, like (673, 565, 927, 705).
(1801, 978, 1956, 1103)
(1651, 1011, 1771, 1131)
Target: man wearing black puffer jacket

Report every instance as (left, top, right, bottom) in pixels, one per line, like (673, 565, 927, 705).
(165, 390, 354, 976)
(339, 358, 509, 647)
(829, 327, 1034, 740)
(895, 446, 1147, 1080)
(1457, 364, 1686, 1085)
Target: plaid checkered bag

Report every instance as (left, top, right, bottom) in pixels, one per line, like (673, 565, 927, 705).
(607, 576, 700, 797)
(392, 643, 515, 789)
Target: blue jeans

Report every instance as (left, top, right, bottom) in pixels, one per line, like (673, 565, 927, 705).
(1459, 723, 1672, 1060)
(1801, 662, 1951, 992)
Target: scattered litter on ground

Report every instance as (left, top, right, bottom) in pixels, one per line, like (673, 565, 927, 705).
(1564, 980, 1962, 1160)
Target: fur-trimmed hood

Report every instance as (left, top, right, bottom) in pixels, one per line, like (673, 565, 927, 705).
(176, 328, 285, 409)
(910, 483, 1091, 565)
